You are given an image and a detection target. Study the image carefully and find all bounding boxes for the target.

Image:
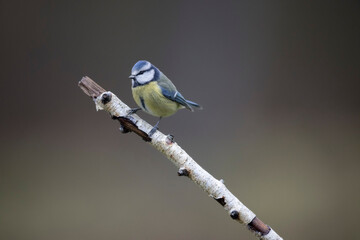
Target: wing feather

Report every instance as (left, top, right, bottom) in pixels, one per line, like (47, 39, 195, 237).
(157, 74, 199, 111)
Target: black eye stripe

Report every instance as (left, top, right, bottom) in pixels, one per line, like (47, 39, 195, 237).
(137, 70, 146, 76)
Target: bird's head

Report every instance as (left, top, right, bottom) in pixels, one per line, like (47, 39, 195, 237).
(129, 60, 160, 87)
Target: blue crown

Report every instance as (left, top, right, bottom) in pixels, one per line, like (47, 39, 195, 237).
(132, 60, 150, 72)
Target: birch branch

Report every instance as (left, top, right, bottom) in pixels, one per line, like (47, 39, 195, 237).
(78, 76, 283, 240)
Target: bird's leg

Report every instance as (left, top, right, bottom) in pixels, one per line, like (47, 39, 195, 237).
(149, 117, 162, 137)
(126, 107, 142, 116)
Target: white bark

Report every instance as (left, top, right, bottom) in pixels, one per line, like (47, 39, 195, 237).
(90, 90, 283, 240)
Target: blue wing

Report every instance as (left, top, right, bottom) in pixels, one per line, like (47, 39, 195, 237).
(160, 87, 194, 111)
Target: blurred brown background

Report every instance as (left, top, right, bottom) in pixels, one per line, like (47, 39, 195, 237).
(1, 1, 359, 239)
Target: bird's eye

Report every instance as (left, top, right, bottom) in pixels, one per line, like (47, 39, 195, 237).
(137, 70, 146, 75)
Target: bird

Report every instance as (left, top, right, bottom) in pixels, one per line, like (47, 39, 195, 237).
(128, 60, 202, 137)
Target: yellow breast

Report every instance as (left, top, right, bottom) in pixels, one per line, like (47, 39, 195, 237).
(132, 81, 181, 117)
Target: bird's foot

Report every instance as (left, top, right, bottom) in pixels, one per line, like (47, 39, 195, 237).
(148, 126, 159, 137)
(148, 117, 162, 137)
(126, 107, 141, 117)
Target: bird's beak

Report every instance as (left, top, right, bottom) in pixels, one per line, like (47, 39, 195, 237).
(128, 75, 135, 79)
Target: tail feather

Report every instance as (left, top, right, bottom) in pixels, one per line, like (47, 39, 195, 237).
(185, 100, 203, 110)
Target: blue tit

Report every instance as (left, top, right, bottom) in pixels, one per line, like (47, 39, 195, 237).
(128, 60, 202, 136)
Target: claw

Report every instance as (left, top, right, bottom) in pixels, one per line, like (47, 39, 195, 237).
(148, 126, 158, 137)
(126, 107, 141, 117)
(148, 117, 162, 137)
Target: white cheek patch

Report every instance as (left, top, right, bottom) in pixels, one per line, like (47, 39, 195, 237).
(136, 69, 155, 85)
